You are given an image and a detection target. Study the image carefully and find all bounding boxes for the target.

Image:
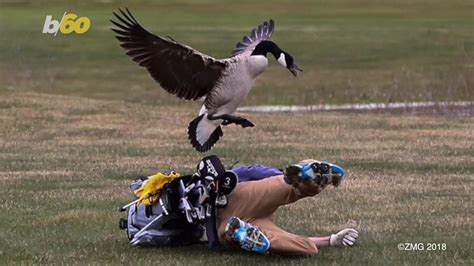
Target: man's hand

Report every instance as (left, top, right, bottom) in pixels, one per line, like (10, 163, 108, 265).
(329, 228, 359, 247)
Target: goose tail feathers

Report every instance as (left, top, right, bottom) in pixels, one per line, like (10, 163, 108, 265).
(188, 114, 223, 152)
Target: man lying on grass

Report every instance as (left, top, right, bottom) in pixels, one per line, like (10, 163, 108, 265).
(120, 156, 358, 256)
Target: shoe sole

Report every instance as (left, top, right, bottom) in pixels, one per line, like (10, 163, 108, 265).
(224, 216, 271, 253)
(284, 162, 345, 187)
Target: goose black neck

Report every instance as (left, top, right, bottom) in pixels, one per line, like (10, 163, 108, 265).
(251, 40, 282, 59)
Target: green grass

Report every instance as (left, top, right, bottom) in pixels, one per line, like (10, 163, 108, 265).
(1, 0, 473, 105)
(0, 0, 473, 265)
(0, 91, 472, 265)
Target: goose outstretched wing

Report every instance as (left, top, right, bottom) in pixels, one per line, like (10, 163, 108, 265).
(111, 8, 226, 100)
(231, 19, 275, 57)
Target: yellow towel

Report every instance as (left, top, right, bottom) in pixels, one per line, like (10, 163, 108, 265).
(133, 172, 180, 206)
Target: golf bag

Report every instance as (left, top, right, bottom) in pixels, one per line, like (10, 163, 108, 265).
(118, 155, 238, 248)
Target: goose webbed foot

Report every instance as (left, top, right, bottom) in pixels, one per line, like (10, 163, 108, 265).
(208, 114, 255, 128)
(232, 118, 255, 128)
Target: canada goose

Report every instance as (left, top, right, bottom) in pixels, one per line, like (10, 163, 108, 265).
(111, 8, 302, 152)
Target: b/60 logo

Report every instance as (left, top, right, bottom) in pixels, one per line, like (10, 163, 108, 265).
(42, 12, 91, 35)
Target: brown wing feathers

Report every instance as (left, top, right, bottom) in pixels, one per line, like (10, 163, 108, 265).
(111, 8, 226, 100)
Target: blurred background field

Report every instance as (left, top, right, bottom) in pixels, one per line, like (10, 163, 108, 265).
(0, 0, 473, 265)
(1, 0, 473, 105)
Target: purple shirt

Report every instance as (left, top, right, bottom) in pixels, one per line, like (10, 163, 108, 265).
(232, 164, 283, 182)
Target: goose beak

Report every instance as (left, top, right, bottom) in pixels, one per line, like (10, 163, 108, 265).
(288, 63, 303, 77)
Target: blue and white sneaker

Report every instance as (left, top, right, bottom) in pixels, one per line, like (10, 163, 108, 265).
(284, 161, 345, 187)
(224, 216, 270, 253)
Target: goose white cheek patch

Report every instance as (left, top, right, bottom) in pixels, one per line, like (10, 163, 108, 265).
(277, 53, 287, 67)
